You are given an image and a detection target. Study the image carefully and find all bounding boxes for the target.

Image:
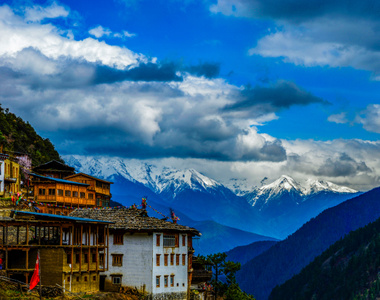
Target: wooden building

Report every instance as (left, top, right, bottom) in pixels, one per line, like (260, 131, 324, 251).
(0, 210, 111, 293)
(64, 173, 113, 208)
(30, 173, 94, 215)
(70, 208, 200, 299)
(32, 160, 75, 179)
(2, 157, 21, 198)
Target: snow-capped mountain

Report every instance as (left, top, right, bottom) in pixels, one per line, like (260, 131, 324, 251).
(243, 175, 359, 237)
(64, 155, 222, 195)
(63, 155, 269, 236)
(63, 156, 359, 239)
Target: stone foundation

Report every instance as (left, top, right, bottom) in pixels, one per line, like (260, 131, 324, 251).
(148, 292, 187, 300)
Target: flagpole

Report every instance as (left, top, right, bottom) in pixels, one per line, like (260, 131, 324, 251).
(38, 249, 42, 300)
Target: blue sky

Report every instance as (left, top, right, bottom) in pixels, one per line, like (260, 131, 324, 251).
(1, 0, 380, 190)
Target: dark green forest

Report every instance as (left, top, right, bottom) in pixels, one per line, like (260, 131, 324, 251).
(270, 216, 380, 300)
(0, 105, 62, 166)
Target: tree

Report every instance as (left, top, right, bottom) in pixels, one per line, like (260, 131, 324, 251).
(198, 252, 255, 299)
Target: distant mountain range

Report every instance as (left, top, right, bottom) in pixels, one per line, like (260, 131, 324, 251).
(235, 187, 380, 300)
(64, 155, 358, 239)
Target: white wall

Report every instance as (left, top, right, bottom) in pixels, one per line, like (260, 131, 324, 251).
(0, 161, 4, 193)
(105, 232, 153, 292)
(152, 233, 188, 296)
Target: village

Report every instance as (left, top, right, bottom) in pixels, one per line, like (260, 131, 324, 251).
(0, 153, 213, 300)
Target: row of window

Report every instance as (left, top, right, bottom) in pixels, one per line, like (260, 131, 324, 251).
(66, 275, 97, 283)
(156, 234, 187, 248)
(67, 253, 104, 265)
(156, 275, 182, 288)
(156, 254, 186, 266)
(38, 188, 94, 199)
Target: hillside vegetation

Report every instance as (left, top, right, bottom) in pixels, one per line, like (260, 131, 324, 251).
(270, 216, 380, 300)
(0, 105, 62, 166)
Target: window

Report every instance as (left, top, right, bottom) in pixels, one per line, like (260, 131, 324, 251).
(96, 181, 102, 188)
(67, 276, 70, 282)
(99, 253, 104, 266)
(84, 276, 87, 282)
(84, 253, 88, 264)
(170, 275, 174, 287)
(156, 234, 161, 246)
(48, 210, 53, 214)
(112, 254, 123, 267)
(80, 192, 86, 198)
(93, 276, 96, 281)
(156, 254, 161, 266)
(164, 275, 168, 287)
(113, 233, 123, 245)
(48, 189, 55, 195)
(176, 254, 180, 266)
(39, 188, 45, 195)
(163, 235, 176, 247)
(170, 253, 174, 265)
(164, 254, 168, 266)
(57, 189, 63, 196)
(67, 253, 72, 264)
(182, 254, 186, 266)
(65, 190, 71, 197)
(92, 253, 97, 263)
(73, 191, 78, 197)
(112, 276, 122, 284)
(156, 276, 160, 288)
(76, 253, 80, 264)
(76, 277, 79, 282)
(88, 193, 94, 200)
(182, 235, 186, 247)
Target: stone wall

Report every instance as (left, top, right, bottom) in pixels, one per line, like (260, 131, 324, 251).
(148, 292, 187, 300)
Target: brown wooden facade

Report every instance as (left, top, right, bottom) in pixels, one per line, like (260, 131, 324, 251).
(0, 210, 111, 293)
(64, 173, 113, 208)
(32, 160, 75, 179)
(31, 173, 96, 215)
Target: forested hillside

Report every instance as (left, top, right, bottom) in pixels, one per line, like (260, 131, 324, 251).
(0, 105, 62, 166)
(270, 216, 380, 300)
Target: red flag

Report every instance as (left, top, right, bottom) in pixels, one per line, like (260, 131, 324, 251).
(29, 252, 40, 290)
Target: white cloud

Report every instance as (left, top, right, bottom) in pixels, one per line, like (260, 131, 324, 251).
(356, 104, 380, 133)
(328, 112, 348, 124)
(89, 25, 112, 38)
(24, 2, 69, 22)
(0, 5, 144, 70)
(123, 30, 136, 38)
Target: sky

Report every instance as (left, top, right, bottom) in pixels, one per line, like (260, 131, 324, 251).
(1, 0, 380, 191)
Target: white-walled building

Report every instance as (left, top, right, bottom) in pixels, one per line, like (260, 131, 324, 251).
(70, 207, 200, 300)
(0, 153, 9, 196)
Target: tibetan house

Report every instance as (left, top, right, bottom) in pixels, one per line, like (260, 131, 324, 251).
(0, 210, 112, 293)
(30, 174, 94, 215)
(2, 156, 22, 197)
(32, 160, 75, 179)
(70, 207, 200, 299)
(64, 173, 113, 208)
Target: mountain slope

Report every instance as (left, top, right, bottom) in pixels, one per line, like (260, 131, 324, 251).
(226, 240, 278, 266)
(245, 175, 359, 238)
(236, 187, 380, 300)
(64, 155, 272, 236)
(0, 105, 62, 166)
(270, 216, 380, 300)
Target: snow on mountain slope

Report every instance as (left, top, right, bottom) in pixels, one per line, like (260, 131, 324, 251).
(304, 179, 357, 195)
(64, 155, 222, 195)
